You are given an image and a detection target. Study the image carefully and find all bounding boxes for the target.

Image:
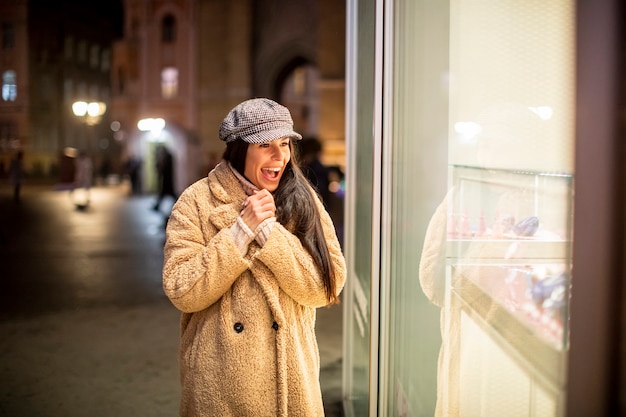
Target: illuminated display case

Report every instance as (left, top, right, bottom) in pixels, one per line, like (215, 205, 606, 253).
(445, 164, 573, 415)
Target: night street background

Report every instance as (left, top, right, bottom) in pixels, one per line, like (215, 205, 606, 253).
(0, 182, 343, 416)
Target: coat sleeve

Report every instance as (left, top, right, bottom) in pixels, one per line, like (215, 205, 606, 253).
(162, 186, 250, 313)
(253, 198, 346, 308)
(419, 193, 449, 308)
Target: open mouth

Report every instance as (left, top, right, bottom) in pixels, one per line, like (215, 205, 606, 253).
(262, 167, 281, 180)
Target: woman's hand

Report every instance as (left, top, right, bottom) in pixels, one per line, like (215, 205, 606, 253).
(240, 189, 276, 231)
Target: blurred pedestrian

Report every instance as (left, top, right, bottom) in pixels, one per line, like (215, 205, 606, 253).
(71, 150, 93, 208)
(162, 98, 346, 417)
(8, 150, 24, 203)
(152, 145, 177, 211)
(99, 157, 112, 185)
(299, 137, 331, 207)
(124, 156, 143, 195)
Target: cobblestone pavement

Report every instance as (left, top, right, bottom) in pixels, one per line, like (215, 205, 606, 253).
(0, 182, 344, 417)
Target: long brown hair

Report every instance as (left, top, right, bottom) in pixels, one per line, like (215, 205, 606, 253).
(223, 139, 338, 304)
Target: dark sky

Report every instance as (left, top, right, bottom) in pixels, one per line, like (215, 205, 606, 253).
(74, 0, 124, 36)
(42, 0, 125, 37)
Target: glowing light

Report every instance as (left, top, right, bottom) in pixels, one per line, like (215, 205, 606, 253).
(64, 147, 79, 158)
(72, 101, 106, 125)
(454, 121, 482, 143)
(528, 106, 553, 120)
(72, 101, 88, 117)
(87, 102, 106, 117)
(137, 118, 166, 134)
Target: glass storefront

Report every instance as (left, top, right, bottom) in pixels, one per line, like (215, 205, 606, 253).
(342, 0, 379, 415)
(344, 0, 578, 416)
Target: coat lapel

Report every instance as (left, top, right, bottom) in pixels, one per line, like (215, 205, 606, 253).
(207, 162, 247, 230)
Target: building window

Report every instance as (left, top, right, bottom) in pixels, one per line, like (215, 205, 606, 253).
(161, 67, 178, 99)
(2, 70, 17, 101)
(40, 74, 53, 101)
(89, 85, 99, 101)
(64, 79, 73, 103)
(64, 36, 74, 60)
(0, 121, 18, 151)
(131, 18, 140, 38)
(77, 40, 87, 63)
(90, 44, 100, 68)
(117, 67, 126, 94)
(76, 82, 87, 99)
(2, 23, 15, 49)
(292, 66, 307, 97)
(101, 49, 111, 72)
(101, 87, 110, 102)
(162, 14, 176, 43)
(100, 87, 111, 103)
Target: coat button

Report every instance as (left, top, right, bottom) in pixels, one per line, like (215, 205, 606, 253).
(233, 322, 244, 333)
(272, 321, 279, 331)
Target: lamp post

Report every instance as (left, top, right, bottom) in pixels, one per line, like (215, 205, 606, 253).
(70, 100, 107, 153)
(65, 100, 107, 188)
(72, 101, 107, 126)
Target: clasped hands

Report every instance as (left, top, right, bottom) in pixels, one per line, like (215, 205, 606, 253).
(240, 189, 276, 231)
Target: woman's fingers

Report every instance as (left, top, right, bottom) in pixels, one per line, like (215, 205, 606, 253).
(241, 190, 276, 229)
(244, 190, 275, 213)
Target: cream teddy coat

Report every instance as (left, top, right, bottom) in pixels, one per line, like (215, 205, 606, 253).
(420, 188, 529, 416)
(163, 162, 346, 417)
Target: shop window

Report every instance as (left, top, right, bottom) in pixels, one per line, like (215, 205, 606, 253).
(2, 70, 17, 101)
(161, 67, 178, 99)
(162, 14, 176, 43)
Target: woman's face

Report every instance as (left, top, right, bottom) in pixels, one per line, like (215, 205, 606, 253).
(244, 137, 291, 192)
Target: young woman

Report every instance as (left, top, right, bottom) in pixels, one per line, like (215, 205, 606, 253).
(162, 98, 346, 417)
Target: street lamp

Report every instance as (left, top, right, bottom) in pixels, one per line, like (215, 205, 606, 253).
(68, 100, 108, 182)
(137, 117, 166, 138)
(72, 101, 107, 126)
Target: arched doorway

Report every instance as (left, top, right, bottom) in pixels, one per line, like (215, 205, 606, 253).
(276, 60, 320, 139)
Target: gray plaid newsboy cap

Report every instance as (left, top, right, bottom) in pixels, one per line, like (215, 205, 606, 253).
(219, 98, 302, 144)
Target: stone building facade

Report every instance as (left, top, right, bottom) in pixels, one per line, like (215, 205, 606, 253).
(110, 0, 346, 193)
(0, 0, 122, 182)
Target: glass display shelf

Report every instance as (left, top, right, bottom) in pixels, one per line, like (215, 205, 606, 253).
(451, 263, 569, 354)
(445, 165, 573, 353)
